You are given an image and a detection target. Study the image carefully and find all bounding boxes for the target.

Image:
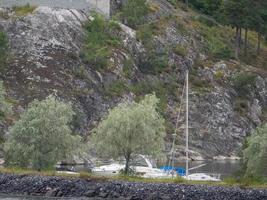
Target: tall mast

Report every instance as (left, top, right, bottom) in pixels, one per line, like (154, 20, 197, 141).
(186, 69, 189, 178)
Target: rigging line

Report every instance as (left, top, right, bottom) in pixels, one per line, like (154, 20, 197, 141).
(167, 76, 186, 171)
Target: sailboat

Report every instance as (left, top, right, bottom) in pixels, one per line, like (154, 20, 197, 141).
(167, 69, 221, 182)
(92, 70, 221, 180)
(92, 155, 177, 178)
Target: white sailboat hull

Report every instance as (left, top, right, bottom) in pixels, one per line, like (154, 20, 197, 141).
(92, 164, 176, 178)
(184, 173, 221, 182)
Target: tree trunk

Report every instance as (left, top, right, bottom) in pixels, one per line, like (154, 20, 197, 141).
(124, 152, 131, 175)
(186, 0, 188, 10)
(244, 28, 248, 56)
(235, 27, 239, 60)
(257, 32, 261, 55)
(239, 28, 242, 48)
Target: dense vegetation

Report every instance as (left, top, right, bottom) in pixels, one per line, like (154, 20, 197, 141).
(121, 0, 149, 28)
(0, 82, 11, 121)
(4, 96, 81, 170)
(189, 0, 267, 59)
(91, 94, 165, 174)
(0, 32, 8, 72)
(242, 124, 267, 178)
(81, 14, 121, 70)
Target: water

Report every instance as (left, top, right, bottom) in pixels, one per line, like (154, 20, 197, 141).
(61, 160, 241, 178)
(173, 160, 241, 178)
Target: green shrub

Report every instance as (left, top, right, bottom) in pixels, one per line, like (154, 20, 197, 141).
(121, 0, 149, 28)
(242, 124, 267, 178)
(0, 81, 12, 121)
(173, 45, 187, 57)
(123, 58, 134, 78)
(190, 75, 212, 92)
(13, 4, 36, 16)
(136, 25, 154, 48)
(104, 80, 128, 97)
(140, 51, 169, 74)
(215, 70, 224, 80)
(81, 14, 121, 70)
(73, 66, 87, 79)
(4, 95, 81, 170)
(197, 22, 234, 60)
(194, 15, 218, 27)
(167, 0, 179, 8)
(232, 72, 257, 97)
(0, 32, 8, 72)
(137, 24, 170, 74)
(234, 98, 248, 115)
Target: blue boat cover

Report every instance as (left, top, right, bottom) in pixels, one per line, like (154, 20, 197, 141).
(160, 166, 186, 176)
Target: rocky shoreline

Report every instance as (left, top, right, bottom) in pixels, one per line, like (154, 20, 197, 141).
(0, 173, 266, 199)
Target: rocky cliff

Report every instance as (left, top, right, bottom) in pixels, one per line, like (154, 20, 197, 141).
(0, 0, 267, 161)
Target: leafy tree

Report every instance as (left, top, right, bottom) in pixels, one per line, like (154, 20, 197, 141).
(0, 32, 8, 72)
(243, 124, 267, 177)
(4, 95, 81, 170)
(91, 94, 166, 174)
(0, 81, 12, 120)
(121, 0, 149, 28)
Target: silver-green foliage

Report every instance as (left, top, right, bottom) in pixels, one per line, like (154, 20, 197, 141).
(91, 94, 166, 173)
(243, 124, 267, 177)
(0, 81, 12, 120)
(4, 95, 81, 170)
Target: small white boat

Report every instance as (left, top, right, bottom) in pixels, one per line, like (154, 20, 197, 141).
(92, 164, 176, 178)
(92, 155, 177, 178)
(184, 173, 221, 182)
(92, 163, 124, 176)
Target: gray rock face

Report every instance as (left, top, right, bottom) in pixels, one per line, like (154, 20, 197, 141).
(0, 4, 267, 160)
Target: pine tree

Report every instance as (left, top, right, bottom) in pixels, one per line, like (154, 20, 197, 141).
(221, 0, 247, 59)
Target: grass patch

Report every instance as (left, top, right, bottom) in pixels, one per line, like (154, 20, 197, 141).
(13, 4, 36, 16)
(192, 20, 234, 60)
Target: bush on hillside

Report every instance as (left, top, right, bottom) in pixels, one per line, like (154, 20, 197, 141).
(232, 72, 257, 97)
(81, 14, 121, 70)
(13, 3, 36, 16)
(121, 0, 149, 28)
(242, 124, 267, 178)
(0, 32, 8, 72)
